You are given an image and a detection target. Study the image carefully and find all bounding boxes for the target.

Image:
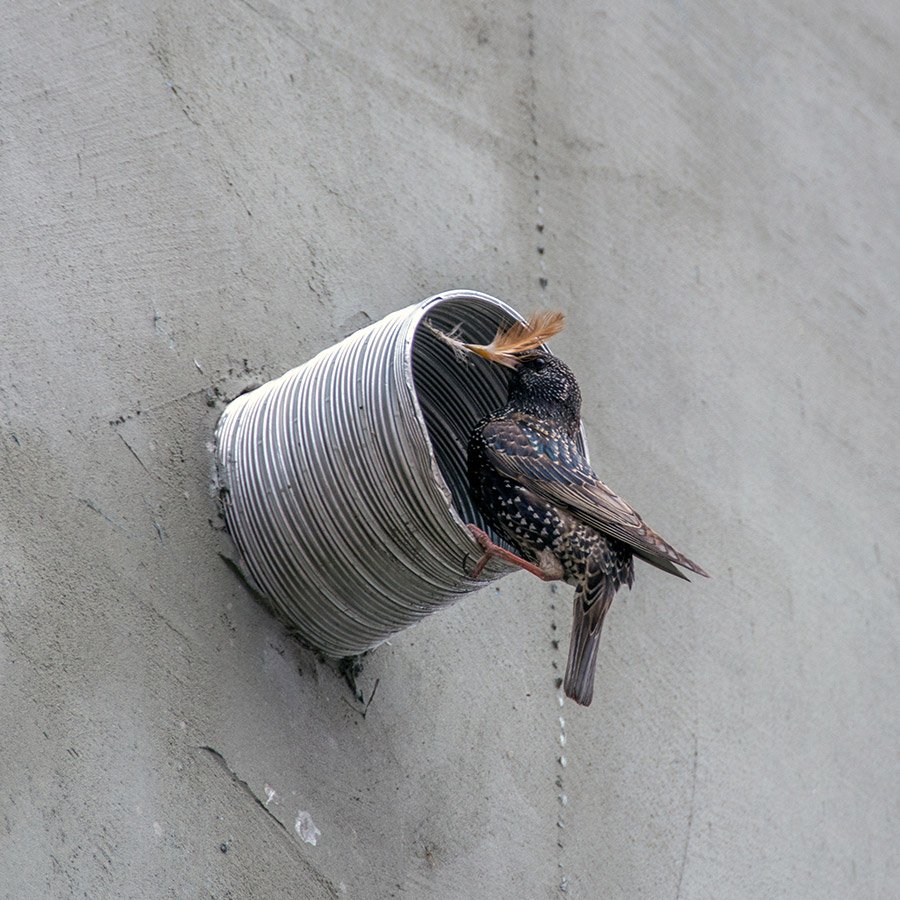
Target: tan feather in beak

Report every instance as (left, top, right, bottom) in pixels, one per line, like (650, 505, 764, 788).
(427, 311, 565, 368)
(464, 343, 521, 368)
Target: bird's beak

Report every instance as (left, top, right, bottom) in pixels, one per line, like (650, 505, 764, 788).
(462, 344, 521, 369)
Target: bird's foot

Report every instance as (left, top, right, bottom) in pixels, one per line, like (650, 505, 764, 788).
(465, 524, 557, 581)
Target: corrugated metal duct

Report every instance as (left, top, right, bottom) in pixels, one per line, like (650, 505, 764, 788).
(215, 290, 585, 657)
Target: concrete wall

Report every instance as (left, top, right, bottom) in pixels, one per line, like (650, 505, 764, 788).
(2, 1, 898, 897)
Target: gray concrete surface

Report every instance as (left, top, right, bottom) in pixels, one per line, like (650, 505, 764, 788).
(2, 1, 898, 897)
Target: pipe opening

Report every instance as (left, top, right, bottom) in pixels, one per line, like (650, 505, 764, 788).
(411, 298, 520, 544)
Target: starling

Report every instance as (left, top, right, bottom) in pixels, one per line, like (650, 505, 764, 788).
(466, 350, 708, 707)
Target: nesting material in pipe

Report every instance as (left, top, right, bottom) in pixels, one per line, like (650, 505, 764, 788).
(214, 290, 588, 657)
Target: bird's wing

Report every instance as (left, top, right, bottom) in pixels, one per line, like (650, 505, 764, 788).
(480, 417, 708, 579)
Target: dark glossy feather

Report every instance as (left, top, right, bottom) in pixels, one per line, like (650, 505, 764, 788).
(479, 415, 708, 579)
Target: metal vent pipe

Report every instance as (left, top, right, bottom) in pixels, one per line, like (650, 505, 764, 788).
(214, 290, 587, 657)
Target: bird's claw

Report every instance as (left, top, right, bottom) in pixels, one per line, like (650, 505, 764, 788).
(465, 524, 556, 581)
(466, 525, 494, 578)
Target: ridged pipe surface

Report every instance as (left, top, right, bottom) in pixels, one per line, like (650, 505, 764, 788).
(215, 290, 588, 657)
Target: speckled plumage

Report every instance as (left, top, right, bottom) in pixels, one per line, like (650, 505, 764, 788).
(467, 353, 707, 706)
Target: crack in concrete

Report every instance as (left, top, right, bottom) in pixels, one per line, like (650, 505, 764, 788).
(675, 732, 699, 900)
(79, 497, 129, 534)
(107, 387, 212, 426)
(146, 604, 193, 654)
(198, 746, 340, 897)
(117, 431, 149, 474)
(199, 745, 292, 837)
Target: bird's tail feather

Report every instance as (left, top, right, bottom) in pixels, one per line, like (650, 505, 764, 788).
(563, 577, 615, 707)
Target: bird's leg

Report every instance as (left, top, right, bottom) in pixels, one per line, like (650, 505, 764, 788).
(466, 524, 558, 581)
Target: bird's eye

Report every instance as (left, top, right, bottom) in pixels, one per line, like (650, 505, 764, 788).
(531, 356, 549, 371)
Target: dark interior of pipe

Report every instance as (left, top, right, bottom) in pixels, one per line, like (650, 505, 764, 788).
(410, 298, 526, 547)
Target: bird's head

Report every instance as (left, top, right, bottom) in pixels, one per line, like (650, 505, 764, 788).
(505, 351, 582, 425)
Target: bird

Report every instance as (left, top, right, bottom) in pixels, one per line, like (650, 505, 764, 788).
(462, 335, 708, 707)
